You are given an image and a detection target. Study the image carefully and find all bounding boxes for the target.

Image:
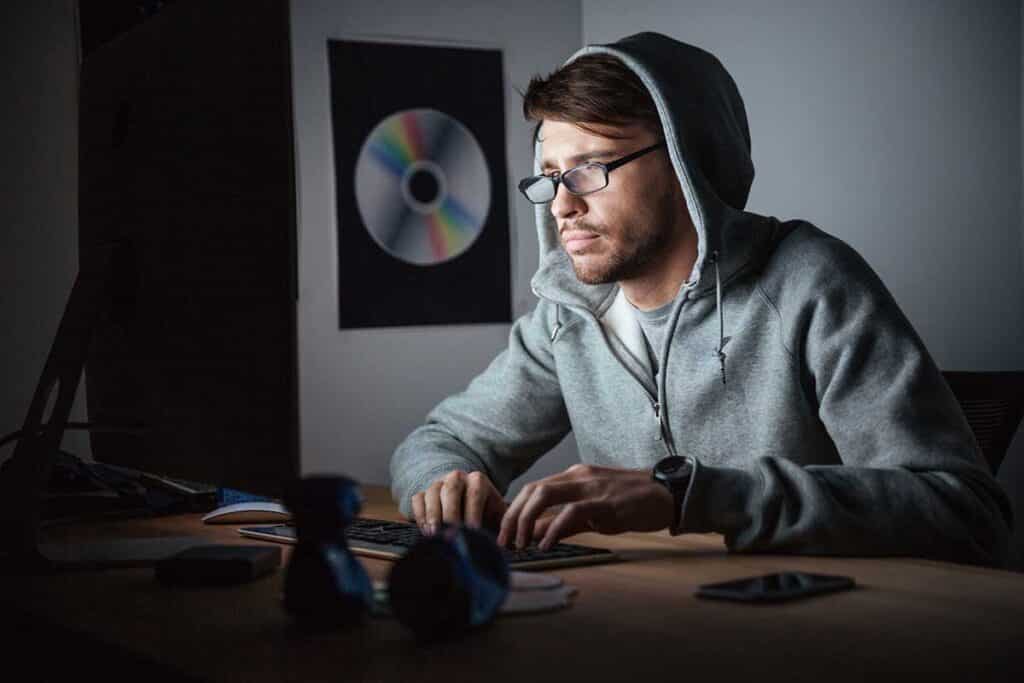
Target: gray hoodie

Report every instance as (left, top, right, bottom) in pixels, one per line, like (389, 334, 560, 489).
(390, 32, 1012, 566)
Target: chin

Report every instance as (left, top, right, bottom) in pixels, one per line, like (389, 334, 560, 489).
(573, 271, 612, 286)
(570, 256, 620, 285)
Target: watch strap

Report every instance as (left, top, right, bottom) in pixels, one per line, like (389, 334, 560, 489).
(668, 456, 699, 536)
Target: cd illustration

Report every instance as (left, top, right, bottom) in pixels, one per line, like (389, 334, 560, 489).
(354, 108, 491, 266)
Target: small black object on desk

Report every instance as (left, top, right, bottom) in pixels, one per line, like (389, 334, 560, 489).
(281, 476, 374, 629)
(387, 523, 510, 642)
(155, 544, 281, 586)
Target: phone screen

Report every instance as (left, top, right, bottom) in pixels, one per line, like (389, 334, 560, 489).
(695, 572, 855, 603)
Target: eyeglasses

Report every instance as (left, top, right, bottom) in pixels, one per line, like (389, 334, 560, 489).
(517, 142, 665, 204)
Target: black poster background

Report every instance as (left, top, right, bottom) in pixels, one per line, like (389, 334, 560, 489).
(328, 40, 511, 329)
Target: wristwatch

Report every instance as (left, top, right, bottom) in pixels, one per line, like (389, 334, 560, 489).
(651, 455, 696, 534)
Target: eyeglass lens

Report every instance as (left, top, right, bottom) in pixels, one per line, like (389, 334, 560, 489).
(563, 164, 608, 195)
(519, 163, 609, 204)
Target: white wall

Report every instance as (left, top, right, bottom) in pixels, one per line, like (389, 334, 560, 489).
(290, 0, 583, 492)
(584, 0, 1024, 565)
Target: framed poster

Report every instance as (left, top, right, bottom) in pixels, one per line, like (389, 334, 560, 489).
(328, 39, 511, 329)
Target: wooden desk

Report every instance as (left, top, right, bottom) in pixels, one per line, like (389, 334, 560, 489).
(3, 486, 1022, 682)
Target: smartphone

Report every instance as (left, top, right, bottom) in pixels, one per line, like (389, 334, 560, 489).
(695, 571, 855, 603)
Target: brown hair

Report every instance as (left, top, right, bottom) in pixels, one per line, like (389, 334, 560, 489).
(522, 53, 661, 141)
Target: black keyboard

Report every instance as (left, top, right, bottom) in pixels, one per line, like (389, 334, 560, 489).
(239, 517, 618, 570)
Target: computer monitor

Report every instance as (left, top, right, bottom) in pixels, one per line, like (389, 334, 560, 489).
(0, 0, 300, 570)
(78, 0, 299, 498)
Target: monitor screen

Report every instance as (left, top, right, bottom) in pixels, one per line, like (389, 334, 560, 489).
(78, 0, 299, 498)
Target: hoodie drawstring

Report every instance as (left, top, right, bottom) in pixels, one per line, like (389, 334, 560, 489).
(712, 251, 728, 385)
(548, 254, 726, 383)
(550, 304, 563, 342)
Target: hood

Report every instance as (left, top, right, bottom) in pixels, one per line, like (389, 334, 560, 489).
(530, 32, 773, 314)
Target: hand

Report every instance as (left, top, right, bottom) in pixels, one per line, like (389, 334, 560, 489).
(410, 470, 507, 535)
(497, 464, 674, 551)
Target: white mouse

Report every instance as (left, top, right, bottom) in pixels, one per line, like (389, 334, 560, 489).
(201, 500, 292, 524)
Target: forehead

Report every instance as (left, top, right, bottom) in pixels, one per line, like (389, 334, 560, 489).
(538, 121, 653, 168)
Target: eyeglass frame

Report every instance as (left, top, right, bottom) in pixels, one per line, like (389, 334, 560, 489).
(517, 141, 666, 204)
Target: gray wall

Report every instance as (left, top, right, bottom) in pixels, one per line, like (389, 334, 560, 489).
(585, 0, 1024, 565)
(289, 1, 582, 492)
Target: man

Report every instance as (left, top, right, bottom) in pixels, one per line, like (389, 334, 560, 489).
(390, 32, 1012, 565)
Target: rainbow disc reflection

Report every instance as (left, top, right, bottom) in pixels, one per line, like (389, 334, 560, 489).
(353, 108, 491, 266)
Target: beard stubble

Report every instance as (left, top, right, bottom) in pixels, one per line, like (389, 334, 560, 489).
(568, 188, 680, 285)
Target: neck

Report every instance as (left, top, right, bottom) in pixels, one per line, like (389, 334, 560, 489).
(619, 227, 698, 311)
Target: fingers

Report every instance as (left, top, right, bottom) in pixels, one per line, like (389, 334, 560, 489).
(499, 480, 588, 550)
(415, 470, 503, 535)
(483, 493, 510, 532)
(532, 510, 559, 540)
(498, 464, 648, 549)
(422, 480, 444, 534)
(415, 465, 643, 546)
(464, 471, 497, 529)
(497, 462, 614, 548)
(411, 491, 426, 529)
(440, 472, 466, 525)
(538, 500, 605, 551)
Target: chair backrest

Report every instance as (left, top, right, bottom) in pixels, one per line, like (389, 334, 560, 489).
(941, 371, 1024, 475)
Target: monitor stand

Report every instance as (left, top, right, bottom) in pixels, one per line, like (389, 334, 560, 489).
(0, 244, 207, 574)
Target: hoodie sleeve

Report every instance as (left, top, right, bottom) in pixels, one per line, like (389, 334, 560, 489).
(390, 300, 571, 517)
(681, 229, 1014, 567)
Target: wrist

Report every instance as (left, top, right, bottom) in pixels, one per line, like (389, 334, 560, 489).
(675, 463, 754, 535)
(652, 481, 675, 531)
(651, 455, 696, 535)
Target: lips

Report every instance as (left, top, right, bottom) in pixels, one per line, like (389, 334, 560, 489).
(562, 229, 600, 252)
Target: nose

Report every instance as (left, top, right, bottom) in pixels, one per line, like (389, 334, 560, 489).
(550, 181, 586, 222)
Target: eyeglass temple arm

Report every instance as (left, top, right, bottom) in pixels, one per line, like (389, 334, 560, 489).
(603, 141, 666, 172)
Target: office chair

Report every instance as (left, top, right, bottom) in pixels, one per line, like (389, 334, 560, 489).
(942, 371, 1024, 476)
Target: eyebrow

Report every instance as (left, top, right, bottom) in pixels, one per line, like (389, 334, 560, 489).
(540, 150, 619, 172)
